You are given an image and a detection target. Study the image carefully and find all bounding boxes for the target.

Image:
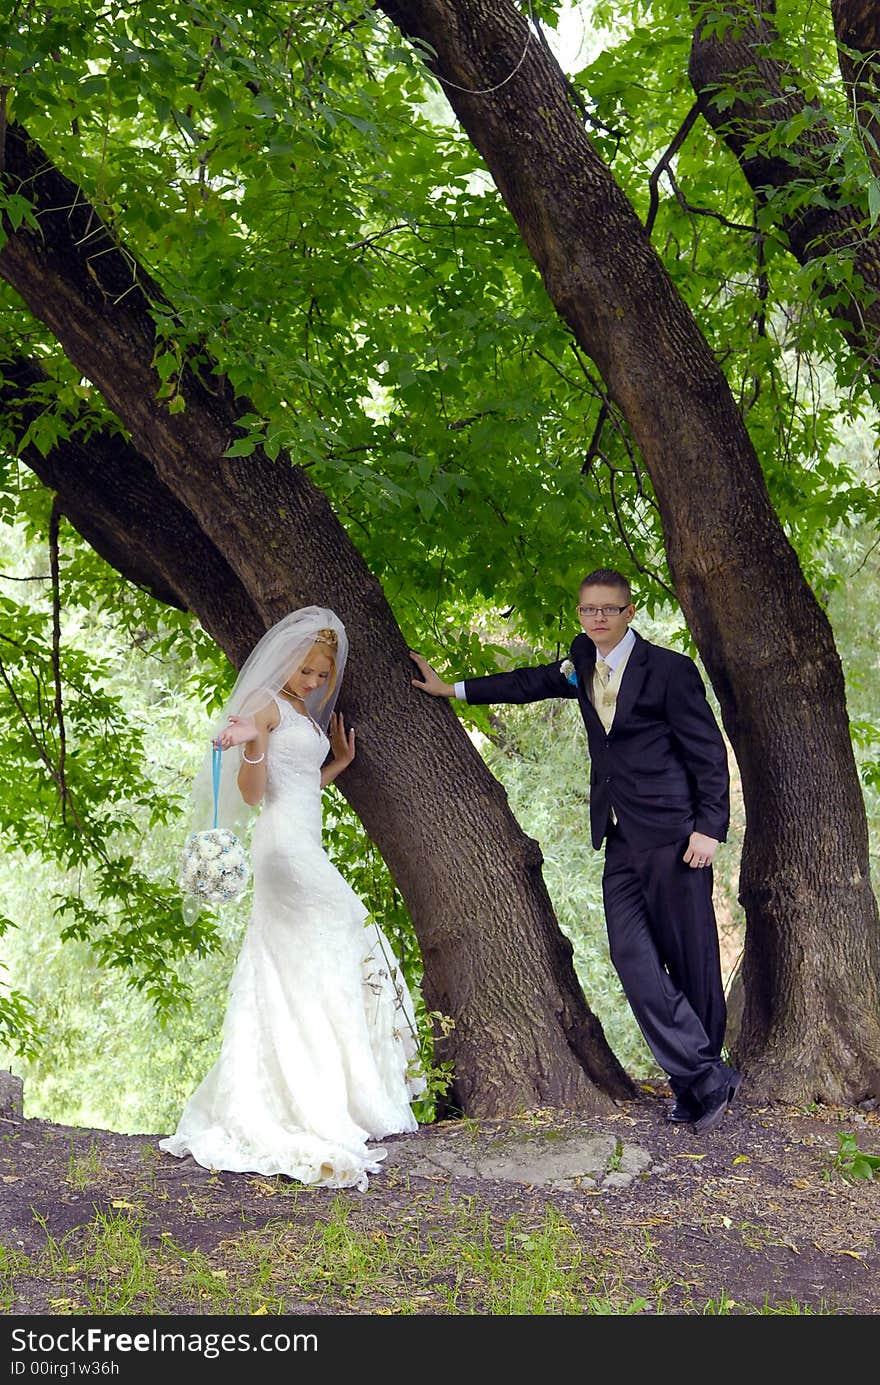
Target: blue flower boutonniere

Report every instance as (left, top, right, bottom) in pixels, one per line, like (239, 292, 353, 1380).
(560, 658, 577, 687)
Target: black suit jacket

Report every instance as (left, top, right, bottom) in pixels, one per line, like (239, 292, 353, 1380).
(464, 629, 729, 850)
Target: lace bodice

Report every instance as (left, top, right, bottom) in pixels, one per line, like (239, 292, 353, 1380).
(263, 696, 328, 805)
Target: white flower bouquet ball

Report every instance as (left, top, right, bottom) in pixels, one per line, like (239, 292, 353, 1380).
(178, 828, 250, 905)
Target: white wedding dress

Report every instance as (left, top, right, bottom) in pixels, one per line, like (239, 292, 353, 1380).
(160, 696, 425, 1190)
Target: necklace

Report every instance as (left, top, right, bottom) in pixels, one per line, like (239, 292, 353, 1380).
(277, 686, 323, 738)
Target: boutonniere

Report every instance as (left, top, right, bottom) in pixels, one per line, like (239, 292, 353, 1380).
(560, 659, 577, 686)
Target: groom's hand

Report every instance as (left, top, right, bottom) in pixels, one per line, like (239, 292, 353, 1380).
(409, 651, 455, 697)
(684, 831, 719, 870)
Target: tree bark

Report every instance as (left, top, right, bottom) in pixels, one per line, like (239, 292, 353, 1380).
(377, 0, 880, 1103)
(687, 0, 880, 383)
(832, 0, 880, 180)
(0, 125, 633, 1115)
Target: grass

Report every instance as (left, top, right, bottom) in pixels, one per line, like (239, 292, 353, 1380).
(66, 1139, 103, 1191)
(2, 1197, 836, 1316)
(697, 1291, 833, 1315)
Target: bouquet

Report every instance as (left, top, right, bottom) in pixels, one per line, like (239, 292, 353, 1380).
(560, 658, 578, 687)
(178, 827, 250, 905)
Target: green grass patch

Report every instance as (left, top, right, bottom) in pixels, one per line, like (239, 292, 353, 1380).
(1, 1197, 838, 1316)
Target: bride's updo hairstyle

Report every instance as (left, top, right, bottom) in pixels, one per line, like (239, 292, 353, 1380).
(313, 627, 339, 695)
(299, 627, 340, 709)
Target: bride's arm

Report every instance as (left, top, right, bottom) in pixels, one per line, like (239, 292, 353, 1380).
(320, 712, 355, 789)
(214, 700, 277, 806)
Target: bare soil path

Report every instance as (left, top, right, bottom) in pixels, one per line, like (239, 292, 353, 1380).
(2, 1084, 878, 1316)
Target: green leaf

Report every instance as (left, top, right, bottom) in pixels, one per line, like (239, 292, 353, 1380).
(223, 437, 258, 457)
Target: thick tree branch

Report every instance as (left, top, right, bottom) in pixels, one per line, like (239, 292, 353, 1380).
(688, 0, 880, 382)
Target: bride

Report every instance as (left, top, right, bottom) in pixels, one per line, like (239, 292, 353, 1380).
(160, 607, 425, 1191)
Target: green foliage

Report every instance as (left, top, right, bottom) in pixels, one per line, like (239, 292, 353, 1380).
(4, 0, 877, 635)
(0, 0, 661, 653)
(0, 514, 242, 1125)
(0, 919, 42, 1060)
(825, 1129, 880, 1184)
(0, 619, 211, 1016)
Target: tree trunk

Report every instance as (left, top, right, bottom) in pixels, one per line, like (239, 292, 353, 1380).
(687, 1, 880, 383)
(378, 0, 880, 1103)
(0, 127, 633, 1115)
(832, 0, 880, 180)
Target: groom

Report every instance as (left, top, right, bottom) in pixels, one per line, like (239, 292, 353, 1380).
(409, 568, 741, 1133)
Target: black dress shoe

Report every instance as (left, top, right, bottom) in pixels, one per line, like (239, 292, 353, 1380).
(693, 1070, 742, 1135)
(666, 1097, 700, 1124)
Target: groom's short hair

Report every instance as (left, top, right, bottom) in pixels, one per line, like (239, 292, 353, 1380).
(580, 568, 632, 601)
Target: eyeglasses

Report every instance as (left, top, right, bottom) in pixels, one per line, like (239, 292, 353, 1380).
(578, 604, 629, 617)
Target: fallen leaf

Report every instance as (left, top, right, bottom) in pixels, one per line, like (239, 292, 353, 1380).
(110, 1199, 137, 1209)
(675, 1153, 707, 1160)
(732, 1154, 750, 1165)
(249, 1179, 281, 1196)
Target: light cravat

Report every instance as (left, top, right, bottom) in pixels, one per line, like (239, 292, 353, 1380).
(593, 659, 618, 739)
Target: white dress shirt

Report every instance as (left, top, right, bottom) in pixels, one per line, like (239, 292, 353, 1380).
(591, 627, 636, 732)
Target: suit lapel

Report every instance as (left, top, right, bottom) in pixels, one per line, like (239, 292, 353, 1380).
(570, 633, 603, 729)
(612, 630, 649, 726)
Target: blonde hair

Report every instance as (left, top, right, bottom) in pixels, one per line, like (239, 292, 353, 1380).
(310, 629, 338, 705)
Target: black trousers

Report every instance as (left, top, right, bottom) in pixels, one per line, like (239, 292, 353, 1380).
(602, 823, 733, 1101)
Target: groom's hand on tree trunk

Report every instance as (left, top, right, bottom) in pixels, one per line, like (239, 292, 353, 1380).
(409, 651, 455, 698)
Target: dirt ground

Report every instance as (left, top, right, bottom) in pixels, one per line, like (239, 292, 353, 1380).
(2, 1083, 879, 1317)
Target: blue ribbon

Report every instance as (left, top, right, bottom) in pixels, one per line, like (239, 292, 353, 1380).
(212, 742, 222, 830)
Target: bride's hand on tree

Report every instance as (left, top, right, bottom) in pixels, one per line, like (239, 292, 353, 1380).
(329, 712, 355, 769)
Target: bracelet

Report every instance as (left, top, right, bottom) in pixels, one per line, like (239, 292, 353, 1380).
(241, 749, 265, 765)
